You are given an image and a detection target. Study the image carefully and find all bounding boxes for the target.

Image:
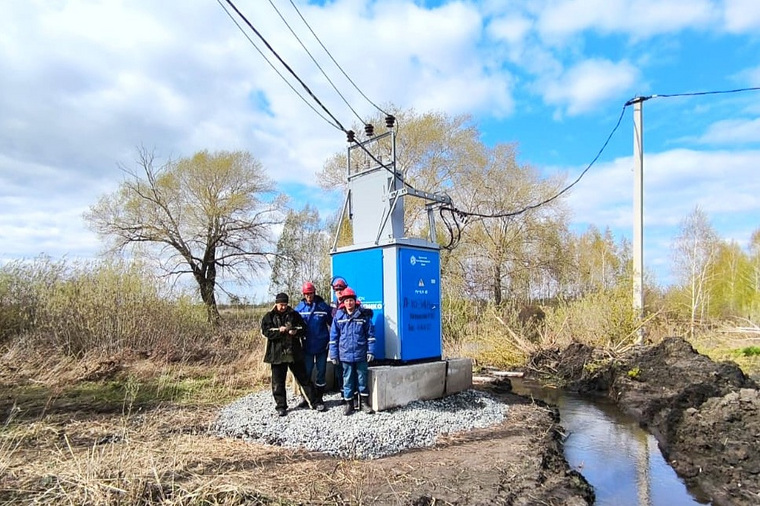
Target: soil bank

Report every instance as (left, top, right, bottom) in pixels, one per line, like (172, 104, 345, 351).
(530, 336, 760, 506)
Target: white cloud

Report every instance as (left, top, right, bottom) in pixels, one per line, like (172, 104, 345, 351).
(540, 58, 639, 115)
(487, 14, 533, 46)
(536, 0, 716, 40)
(723, 0, 760, 33)
(699, 118, 760, 144)
(569, 147, 760, 228)
(566, 146, 760, 283)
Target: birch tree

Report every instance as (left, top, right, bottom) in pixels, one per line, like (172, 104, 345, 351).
(268, 205, 332, 299)
(671, 206, 719, 334)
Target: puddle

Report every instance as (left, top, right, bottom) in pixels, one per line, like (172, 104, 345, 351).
(510, 378, 711, 506)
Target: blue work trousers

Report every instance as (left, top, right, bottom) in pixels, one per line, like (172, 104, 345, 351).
(341, 360, 369, 400)
(304, 350, 328, 387)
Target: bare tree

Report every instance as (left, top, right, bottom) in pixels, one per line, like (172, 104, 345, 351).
(85, 148, 285, 323)
(671, 206, 719, 335)
(449, 143, 569, 304)
(269, 205, 332, 298)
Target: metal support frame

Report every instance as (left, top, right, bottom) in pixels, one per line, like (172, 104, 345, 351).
(332, 129, 453, 250)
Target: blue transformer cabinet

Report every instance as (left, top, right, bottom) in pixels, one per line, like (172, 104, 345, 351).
(331, 238, 442, 362)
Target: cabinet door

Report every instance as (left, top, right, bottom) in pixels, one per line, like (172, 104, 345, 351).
(398, 247, 442, 361)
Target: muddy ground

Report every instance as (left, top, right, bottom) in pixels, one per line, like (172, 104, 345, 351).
(0, 359, 593, 505)
(4, 336, 756, 505)
(530, 336, 760, 506)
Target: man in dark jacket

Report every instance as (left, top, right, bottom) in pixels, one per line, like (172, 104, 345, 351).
(329, 287, 377, 416)
(261, 292, 324, 416)
(294, 281, 333, 408)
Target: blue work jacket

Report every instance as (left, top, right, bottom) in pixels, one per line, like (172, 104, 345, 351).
(329, 307, 376, 363)
(294, 295, 333, 355)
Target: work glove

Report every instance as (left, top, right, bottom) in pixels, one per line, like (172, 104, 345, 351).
(367, 353, 374, 363)
(329, 357, 339, 364)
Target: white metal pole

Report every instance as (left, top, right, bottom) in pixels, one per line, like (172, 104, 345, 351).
(633, 98, 645, 344)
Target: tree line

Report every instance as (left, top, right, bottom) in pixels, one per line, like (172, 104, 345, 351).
(84, 109, 760, 340)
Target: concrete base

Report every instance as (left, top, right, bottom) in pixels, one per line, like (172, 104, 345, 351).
(368, 357, 473, 412)
(292, 358, 473, 411)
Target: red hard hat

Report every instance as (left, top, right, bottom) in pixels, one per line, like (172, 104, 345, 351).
(332, 277, 347, 290)
(301, 281, 316, 294)
(339, 287, 357, 301)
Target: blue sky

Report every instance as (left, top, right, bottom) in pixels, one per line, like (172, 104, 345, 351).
(1, 0, 759, 301)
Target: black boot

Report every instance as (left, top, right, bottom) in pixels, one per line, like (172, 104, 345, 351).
(314, 386, 326, 412)
(303, 383, 325, 412)
(343, 398, 354, 416)
(359, 395, 374, 414)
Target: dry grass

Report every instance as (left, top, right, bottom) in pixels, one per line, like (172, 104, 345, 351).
(0, 338, 293, 505)
(0, 363, 444, 505)
(1, 404, 277, 504)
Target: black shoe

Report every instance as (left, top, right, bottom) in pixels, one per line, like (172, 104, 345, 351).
(343, 401, 354, 416)
(315, 402, 326, 412)
(360, 397, 374, 414)
(276, 408, 287, 417)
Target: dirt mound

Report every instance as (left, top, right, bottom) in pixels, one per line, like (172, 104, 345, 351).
(533, 337, 759, 506)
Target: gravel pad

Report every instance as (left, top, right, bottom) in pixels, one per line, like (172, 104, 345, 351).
(213, 389, 507, 459)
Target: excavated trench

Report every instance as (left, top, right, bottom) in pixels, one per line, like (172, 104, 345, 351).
(523, 337, 760, 506)
(510, 377, 709, 505)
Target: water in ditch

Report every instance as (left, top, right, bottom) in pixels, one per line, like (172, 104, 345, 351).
(509, 378, 712, 506)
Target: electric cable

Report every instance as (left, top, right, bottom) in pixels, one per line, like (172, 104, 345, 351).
(641, 87, 760, 101)
(286, 0, 391, 118)
(216, 0, 341, 130)
(442, 85, 760, 224)
(216, 4, 760, 248)
(223, 0, 348, 132)
(267, 0, 366, 124)
(441, 103, 628, 221)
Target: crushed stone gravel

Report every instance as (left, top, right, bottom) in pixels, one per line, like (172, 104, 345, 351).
(212, 389, 508, 460)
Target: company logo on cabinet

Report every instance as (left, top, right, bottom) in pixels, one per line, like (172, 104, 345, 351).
(409, 255, 431, 267)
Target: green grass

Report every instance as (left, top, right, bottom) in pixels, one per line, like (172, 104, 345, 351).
(736, 346, 760, 357)
(1, 373, 255, 423)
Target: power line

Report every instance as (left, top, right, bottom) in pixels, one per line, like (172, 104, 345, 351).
(633, 86, 760, 102)
(216, 0, 341, 131)
(215, 5, 760, 247)
(285, 0, 390, 118)
(219, 0, 402, 190)
(222, 0, 348, 133)
(442, 103, 629, 222)
(446, 85, 760, 224)
(266, 0, 366, 125)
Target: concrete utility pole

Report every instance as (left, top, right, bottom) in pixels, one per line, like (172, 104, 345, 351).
(632, 97, 645, 345)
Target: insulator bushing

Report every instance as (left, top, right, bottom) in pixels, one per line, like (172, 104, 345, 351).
(346, 130, 355, 142)
(385, 115, 395, 128)
(364, 123, 374, 137)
